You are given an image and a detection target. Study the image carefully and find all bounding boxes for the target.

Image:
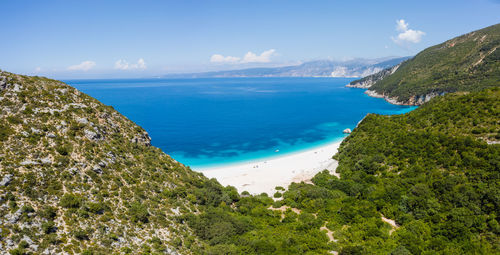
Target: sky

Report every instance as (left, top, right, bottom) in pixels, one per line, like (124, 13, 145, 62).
(1, 0, 499, 79)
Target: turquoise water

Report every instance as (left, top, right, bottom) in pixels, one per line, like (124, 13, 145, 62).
(67, 77, 416, 168)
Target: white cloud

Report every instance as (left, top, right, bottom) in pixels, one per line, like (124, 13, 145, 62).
(136, 58, 146, 69)
(242, 49, 276, 63)
(114, 58, 147, 70)
(34, 67, 42, 72)
(391, 19, 425, 45)
(67, 61, 96, 71)
(396, 29, 425, 43)
(395, 19, 409, 32)
(114, 60, 128, 70)
(210, 54, 241, 63)
(209, 49, 276, 64)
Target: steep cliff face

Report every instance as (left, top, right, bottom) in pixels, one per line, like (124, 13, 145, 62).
(361, 23, 500, 105)
(364, 90, 446, 106)
(346, 62, 402, 89)
(0, 71, 212, 254)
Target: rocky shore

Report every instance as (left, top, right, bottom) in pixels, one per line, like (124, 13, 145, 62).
(364, 90, 445, 106)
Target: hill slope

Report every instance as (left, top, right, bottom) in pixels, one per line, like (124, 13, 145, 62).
(346, 62, 404, 88)
(0, 71, 242, 254)
(330, 89, 500, 253)
(179, 89, 499, 254)
(365, 23, 500, 105)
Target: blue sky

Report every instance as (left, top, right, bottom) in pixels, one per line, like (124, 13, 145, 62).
(1, 0, 499, 78)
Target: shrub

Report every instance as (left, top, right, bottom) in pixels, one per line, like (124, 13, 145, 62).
(0, 122, 12, 141)
(87, 202, 107, 214)
(42, 221, 57, 234)
(128, 202, 149, 223)
(9, 248, 24, 255)
(73, 229, 89, 240)
(21, 205, 35, 213)
(18, 241, 29, 249)
(6, 116, 22, 124)
(59, 193, 82, 208)
(121, 247, 132, 254)
(55, 145, 71, 156)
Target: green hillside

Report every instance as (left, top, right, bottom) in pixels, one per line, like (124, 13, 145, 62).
(180, 89, 499, 254)
(0, 70, 242, 254)
(331, 89, 499, 253)
(368, 23, 500, 104)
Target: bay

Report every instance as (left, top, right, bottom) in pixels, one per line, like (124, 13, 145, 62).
(67, 77, 416, 168)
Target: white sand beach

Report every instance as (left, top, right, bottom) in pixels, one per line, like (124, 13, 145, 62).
(197, 140, 342, 195)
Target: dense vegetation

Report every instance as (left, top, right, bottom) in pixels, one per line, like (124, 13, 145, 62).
(368, 23, 500, 104)
(182, 89, 499, 254)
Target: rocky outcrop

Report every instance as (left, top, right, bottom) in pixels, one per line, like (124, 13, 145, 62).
(131, 131, 152, 146)
(346, 63, 402, 88)
(0, 75, 7, 90)
(365, 90, 446, 106)
(0, 174, 13, 186)
(84, 129, 104, 141)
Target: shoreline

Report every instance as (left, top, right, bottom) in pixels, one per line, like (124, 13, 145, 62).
(197, 140, 343, 195)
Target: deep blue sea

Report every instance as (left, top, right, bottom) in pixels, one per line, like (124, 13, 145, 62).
(67, 77, 416, 168)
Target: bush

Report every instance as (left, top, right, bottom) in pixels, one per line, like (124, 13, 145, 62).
(18, 241, 29, 249)
(55, 145, 71, 156)
(128, 202, 149, 223)
(59, 193, 82, 208)
(87, 202, 106, 214)
(42, 221, 57, 234)
(9, 248, 24, 255)
(21, 205, 35, 213)
(73, 229, 89, 240)
(0, 123, 12, 141)
(6, 116, 22, 124)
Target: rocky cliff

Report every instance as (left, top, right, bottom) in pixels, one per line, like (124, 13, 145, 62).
(346, 63, 402, 89)
(0, 70, 214, 254)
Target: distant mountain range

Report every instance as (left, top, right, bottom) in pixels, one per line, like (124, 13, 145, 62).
(164, 57, 410, 78)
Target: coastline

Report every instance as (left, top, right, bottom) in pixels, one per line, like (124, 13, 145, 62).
(197, 140, 342, 195)
(364, 89, 441, 106)
(191, 85, 419, 196)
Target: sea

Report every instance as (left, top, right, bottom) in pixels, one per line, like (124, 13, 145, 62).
(67, 77, 416, 169)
